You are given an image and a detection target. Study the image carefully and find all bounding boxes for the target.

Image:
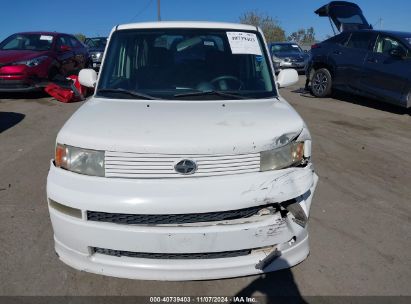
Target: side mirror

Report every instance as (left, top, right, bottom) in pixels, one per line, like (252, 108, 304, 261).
(79, 69, 97, 88)
(60, 45, 71, 52)
(277, 69, 299, 88)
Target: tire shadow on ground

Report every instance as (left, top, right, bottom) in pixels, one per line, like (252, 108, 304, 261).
(291, 87, 411, 115)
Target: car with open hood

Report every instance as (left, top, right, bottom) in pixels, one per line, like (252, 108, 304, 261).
(46, 21, 318, 280)
(0, 32, 89, 92)
(307, 1, 411, 108)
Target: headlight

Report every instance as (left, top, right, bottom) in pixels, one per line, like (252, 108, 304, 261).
(272, 56, 283, 63)
(55, 144, 105, 177)
(15, 56, 48, 67)
(91, 52, 102, 60)
(260, 141, 306, 171)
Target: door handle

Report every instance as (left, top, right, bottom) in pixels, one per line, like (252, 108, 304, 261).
(367, 58, 378, 63)
(333, 50, 342, 55)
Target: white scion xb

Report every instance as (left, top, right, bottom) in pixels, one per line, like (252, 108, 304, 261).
(47, 21, 318, 280)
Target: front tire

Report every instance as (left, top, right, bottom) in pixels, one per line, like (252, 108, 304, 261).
(311, 68, 332, 97)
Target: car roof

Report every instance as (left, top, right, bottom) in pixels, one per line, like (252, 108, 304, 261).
(270, 42, 300, 45)
(378, 30, 411, 37)
(116, 21, 257, 32)
(13, 31, 68, 36)
(339, 29, 411, 37)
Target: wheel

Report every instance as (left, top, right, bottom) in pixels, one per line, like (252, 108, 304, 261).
(311, 68, 332, 97)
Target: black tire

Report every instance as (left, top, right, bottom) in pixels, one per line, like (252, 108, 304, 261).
(311, 68, 332, 97)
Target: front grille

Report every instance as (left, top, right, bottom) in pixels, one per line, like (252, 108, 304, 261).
(104, 151, 260, 178)
(93, 247, 251, 259)
(90, 53, 101, 62)
(290, 57, 304, 63)
(0, 79, 30, 89)
(87, 204, 275, 225)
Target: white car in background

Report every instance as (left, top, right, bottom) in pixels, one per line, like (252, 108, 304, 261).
(47, 21, 318, 280)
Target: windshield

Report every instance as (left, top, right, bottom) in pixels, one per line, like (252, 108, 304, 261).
(271, 44, 303, 54)
(97, 29, 276, 100)
(84, 37, 107, 48)
(329, 5, 370, 31)
(0, 34, 54, 51)
(332, 6, 366, 25)
(404, 37, 411, 47)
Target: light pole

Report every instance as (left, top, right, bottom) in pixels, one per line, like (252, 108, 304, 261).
(157, 0, 161, 21)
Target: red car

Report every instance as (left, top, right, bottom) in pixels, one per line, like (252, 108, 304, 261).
(0, 32, 90, 92)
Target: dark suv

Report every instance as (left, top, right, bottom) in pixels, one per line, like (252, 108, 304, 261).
(308, 1, 411, 108)
(84, 37, 107, 71)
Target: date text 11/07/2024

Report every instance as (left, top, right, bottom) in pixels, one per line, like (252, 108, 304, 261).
(149, 296, 258, 303)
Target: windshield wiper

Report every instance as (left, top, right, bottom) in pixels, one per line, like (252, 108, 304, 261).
(98, 88, 157, 100)
(174, 90, 248, 99)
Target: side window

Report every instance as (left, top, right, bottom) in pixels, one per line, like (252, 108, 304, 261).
(345, 32, 372, 50)
(70, 37, 81, 48)
(56, 36, 70, 49)
(63, 36, 74, 47)
(374, 35, 408, 57)
(325, 33, 350, 46)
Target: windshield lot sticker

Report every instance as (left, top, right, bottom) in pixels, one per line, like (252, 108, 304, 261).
(40, 35, 53, 41)
(226, 32, 262, 55)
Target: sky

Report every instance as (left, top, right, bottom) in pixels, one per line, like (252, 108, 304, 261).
(1, 0, 411, 42)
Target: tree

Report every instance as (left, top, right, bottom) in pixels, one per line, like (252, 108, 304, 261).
(239, 11, 286, 42)
(74, 33, 86, 42)
(287, 29, 306, 44)
(287, 27, 316, 45)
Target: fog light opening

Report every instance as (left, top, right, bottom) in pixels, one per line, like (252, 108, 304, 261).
(49, 199, 82, 219)
(288, 236, 297, 246)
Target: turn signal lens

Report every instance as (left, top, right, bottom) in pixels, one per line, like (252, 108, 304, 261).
(292, 142, 304, 163)
(55, 144, 68, 168)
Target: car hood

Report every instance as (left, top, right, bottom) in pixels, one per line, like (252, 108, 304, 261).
(57, 97, 305, 155)
(88, 47, 105, 52)
(273, 52, 306, 59)
(0, 50, 50, 64)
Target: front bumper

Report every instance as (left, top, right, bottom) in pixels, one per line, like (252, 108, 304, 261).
(0, 64, 47, 92)
(0, 78, 41, 92)
(47, 162, 318, 280)
(91, 61, 101, 70)
(274, 62, 307, 73)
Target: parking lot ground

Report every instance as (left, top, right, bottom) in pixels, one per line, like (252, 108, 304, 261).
(0, 77, 410, 297)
